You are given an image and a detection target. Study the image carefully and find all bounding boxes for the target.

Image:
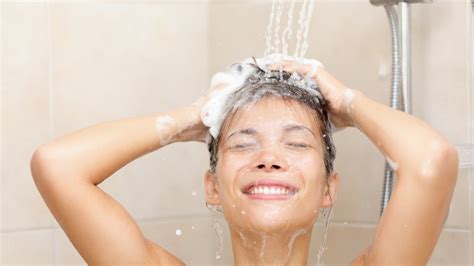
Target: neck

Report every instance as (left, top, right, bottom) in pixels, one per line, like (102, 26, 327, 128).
(230, 225, 313, 266)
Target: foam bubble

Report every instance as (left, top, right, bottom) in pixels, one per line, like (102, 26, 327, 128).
(155, 115, 177, 145)
(343, 88, 355, 113)
(201, 53, 325, 139)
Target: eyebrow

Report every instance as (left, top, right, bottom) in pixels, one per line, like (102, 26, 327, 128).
(283, 124, 317, 139)
(225, 128, 258, 143)
(225, 124, 317, 143)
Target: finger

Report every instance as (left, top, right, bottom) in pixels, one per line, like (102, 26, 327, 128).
(267, 59, 294, 68)
(313, 68, 348, 94)
(268, 63, 297, 73)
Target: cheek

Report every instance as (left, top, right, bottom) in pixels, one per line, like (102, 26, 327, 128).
(217, 150, 252, 174)
(290, 153, 327, 201)
(289, 151, 326, 176)
(214, 151, 249, 192)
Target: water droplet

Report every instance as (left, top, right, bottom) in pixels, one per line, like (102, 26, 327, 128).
(191, 225, 195, 230)
(241, 210, 246, 215)
(175, 229, 182, 236)
(211, 212, 224, 261)
(344, 222, 348, 225)
(232, 204, 236, 208)
(191, 191, 197, 196)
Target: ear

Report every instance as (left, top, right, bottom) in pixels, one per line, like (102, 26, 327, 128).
(204, 170, 220, 206)
(321, 171, 339, 208)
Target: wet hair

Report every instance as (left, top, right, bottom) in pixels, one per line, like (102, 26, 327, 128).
(207, 60, 336, 177)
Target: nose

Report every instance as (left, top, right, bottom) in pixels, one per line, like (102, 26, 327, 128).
(254, 147, 288, 172)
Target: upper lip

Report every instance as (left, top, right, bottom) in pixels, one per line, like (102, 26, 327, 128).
(241, 178, 300, 194)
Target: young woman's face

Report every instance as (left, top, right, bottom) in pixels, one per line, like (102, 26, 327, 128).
(209, 96, 332, 233)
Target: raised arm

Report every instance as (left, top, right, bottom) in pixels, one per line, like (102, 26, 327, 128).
(30, 100, 208, 264)
(314, 68, 458, 265)
(270, 61, 458, 265)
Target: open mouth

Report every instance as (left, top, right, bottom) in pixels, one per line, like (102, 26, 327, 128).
(241, 181, 299, 200)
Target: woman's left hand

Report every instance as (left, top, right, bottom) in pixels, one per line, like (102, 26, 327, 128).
(268, 58, 359, 130)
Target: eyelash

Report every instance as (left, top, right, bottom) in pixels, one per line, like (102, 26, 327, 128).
(230, 143, 255, 150)
(229, 142, 310, 150)
(287, 143, 309, 148)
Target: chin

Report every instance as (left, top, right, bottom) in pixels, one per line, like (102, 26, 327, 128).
(227, 205, 318, 234)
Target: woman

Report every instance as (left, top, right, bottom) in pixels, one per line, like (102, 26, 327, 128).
(30, 55, 458, 265)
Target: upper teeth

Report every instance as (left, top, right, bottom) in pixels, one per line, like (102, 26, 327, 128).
(248, 186, 291, 195)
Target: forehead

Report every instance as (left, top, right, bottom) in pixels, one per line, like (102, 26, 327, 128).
(221, 96, 322, 137)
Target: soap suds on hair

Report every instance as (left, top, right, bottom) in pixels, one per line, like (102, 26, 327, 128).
(201, 53, 324, 139)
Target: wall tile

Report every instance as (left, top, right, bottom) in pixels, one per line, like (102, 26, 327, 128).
(54, 216, 219, 265)
(317, 225, 469, 265)
(48, 2, 211, 222)
(429, 229, 471, 265)
(331, 129, 386, 224)
(209, 1, 268, 74)
(312, 224, 376, 265)
(53, 228, 87, 265)
(411, 2, 469, 143)
(1, 229, 54, 265)
(411, 0, 471, 230)
(1, 2, 55, 231)
(445, 168, 470, 229)
(98, 142, 211, 221)
(139, 216, 218, 265)
(49, 2, 209, 137)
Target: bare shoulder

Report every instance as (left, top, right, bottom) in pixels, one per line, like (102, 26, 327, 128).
(145, 238, 186, 265)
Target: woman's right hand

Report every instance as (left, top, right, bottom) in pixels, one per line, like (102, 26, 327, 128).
(169, 82, 227, 144)
(167, 98, 209, 144)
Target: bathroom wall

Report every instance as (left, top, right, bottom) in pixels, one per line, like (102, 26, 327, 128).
(1, 0, 472, 265)
(1, 1, 216, 264)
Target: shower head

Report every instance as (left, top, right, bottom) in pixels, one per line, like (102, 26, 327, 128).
(370, 0, 433, 6)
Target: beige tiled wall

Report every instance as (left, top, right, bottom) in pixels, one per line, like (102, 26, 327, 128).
(2, 1, 212, 264)
(1, 0, 472, 265)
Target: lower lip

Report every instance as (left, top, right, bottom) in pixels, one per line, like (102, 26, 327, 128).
(244, 193, 296, 200)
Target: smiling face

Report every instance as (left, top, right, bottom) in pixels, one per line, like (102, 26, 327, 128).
(204, 95, 339, 234)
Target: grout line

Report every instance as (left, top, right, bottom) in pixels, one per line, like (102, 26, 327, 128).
(46, 1, 55, 141)
(46, 0, 211, 5)
(328, 221, 377, 228)
(0, 213, 212, 234)
(45, 0, 56, 264)
(2, 217, 471, 233)
(465, 1, 473, 264)
(0, 0, 3, 247)
(1, 226, 58, 234)
(136, 213, 213, 223)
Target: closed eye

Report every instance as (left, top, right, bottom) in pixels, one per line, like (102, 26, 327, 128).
(230, 143, 255, 150)
(286, 143, 310, 148)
